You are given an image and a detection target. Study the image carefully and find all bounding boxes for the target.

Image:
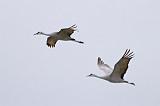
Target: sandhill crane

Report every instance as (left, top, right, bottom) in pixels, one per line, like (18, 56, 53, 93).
(88, 49, 135, 86)
(34, 24, 84, 48)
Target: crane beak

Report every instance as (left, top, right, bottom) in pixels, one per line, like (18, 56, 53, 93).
(87, 74, 93, 77)
(33, 32, 41, 36)
(86, 75, 90, 77)
(33, 32, 38, 36)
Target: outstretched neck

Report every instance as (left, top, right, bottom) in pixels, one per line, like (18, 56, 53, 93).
(34, 32, 51, 36)
(41, 32, 51, 36)
(91, 74, 106, 80)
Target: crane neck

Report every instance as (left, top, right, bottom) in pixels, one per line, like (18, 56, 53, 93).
(91, 74, 106, 80)
(41, 32, 51, 36)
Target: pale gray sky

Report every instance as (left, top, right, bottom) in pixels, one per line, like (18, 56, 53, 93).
(0, 0, 160, 106)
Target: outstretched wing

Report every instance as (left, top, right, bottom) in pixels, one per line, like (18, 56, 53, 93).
(97, 57, 113, 75)
(110, 49, 134, 79)
(58, 24, 77, 38)
(47, 36, 58, 48)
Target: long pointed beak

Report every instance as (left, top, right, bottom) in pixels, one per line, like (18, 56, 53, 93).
(33, 32, 38, 36)
(86, 75, 90, 77)
(86, 74, 92, 77)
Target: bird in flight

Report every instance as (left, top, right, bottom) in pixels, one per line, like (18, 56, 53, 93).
(88, 49, 135, 86)
(34, 24, 84, 48)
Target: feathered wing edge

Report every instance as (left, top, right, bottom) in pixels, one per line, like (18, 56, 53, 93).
(111, 49, 134, 79)
(123, 49, 134, 59)
(97, 57, 113, 75)
(58, 24, 78, 37)
(46, 36, 58, 48)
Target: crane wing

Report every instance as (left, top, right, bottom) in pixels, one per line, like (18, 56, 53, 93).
(58, 24, 77, 37)
(47, 36, 58, 48)
(97, 57, 113, 75)
(110, 49, 134, 79)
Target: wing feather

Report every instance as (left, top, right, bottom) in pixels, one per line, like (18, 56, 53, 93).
(110, 49, 134, 79)
(58, 24, 77, 37)
(97, 57, 113, 75)
(47, 36, 58, 48)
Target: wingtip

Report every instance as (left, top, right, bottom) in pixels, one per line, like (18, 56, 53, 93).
(98, 57, 101, 60)
(97, 57, 103, 65)
(47, 43, 55, 48)
(123, 49, 134, 58)
(70, 24, 77, 28)
(97, 57, 101, 62)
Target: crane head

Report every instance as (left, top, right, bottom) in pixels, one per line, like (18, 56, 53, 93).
(33, 32, 43, 36)
(87, 74, 94, 77)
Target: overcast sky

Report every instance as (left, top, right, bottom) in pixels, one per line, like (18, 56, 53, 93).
(0, 0, 160, 106)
